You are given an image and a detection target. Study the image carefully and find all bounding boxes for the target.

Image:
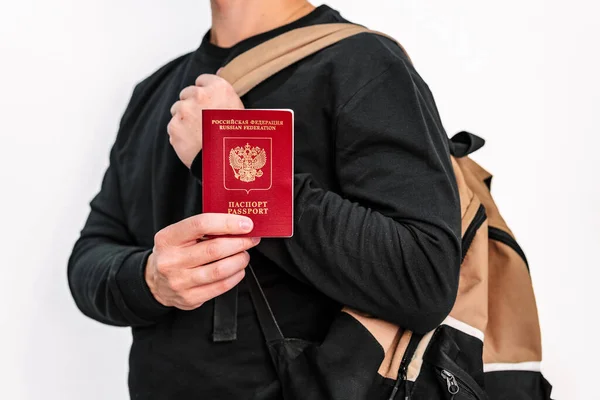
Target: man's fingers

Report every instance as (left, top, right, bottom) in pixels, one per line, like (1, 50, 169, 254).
(187, 251, 250, 287)
(176, 270, 246, 310)
(174, 236, 260, 269)
(155, 214, 255, 247)
(170, 100, 181, 116)
(179, 86, 204, 101)
(195, 73, 221, 87)
(194, 236, 260, 266)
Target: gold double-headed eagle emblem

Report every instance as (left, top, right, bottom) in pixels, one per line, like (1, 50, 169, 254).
(229, 143, 267, 183)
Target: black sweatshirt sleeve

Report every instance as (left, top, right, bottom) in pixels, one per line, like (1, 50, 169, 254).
(68, 90, 172, 327)
(265, 60, 462, 334)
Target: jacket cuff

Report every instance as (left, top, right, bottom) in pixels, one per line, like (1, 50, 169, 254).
(115, 249, 171, 322)
(190, 151, 202, 182)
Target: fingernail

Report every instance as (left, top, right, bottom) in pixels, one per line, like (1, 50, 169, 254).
(251, 237, 261, 244)
(240, 219, 253, 231)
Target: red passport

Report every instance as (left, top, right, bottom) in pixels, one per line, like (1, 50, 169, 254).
(202, 109, 294, 237)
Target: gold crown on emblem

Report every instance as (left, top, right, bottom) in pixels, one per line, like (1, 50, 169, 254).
(229, 143, 267, 183)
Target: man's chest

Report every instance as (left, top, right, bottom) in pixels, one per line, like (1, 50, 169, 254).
(118, 69, 337, 246)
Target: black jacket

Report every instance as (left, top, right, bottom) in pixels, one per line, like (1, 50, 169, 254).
(68, 5, 461, 399)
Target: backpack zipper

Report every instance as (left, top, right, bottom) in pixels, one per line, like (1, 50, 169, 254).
(437, 367, 485, 399)
(461, 205, 487, 263)
(440, 369, 460, 395)
(488, 227, 529, 271)
(388, 333, 423, 400)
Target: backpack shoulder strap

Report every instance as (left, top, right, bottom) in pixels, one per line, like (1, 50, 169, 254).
(219, 23, 409, 97)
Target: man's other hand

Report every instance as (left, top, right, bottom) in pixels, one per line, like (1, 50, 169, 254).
(168, 73, 244, 168)
(145, 214, 260, 310)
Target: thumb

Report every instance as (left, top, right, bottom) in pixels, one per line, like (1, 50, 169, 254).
(216, 67, 223, 76)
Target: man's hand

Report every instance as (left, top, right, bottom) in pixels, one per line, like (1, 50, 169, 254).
(145, 213, 260, 310)
(168, 73, 244, 168)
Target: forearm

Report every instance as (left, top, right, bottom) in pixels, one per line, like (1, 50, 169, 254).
(68, 235, 170, 327)
(272, 173, 460, 333)
(68, 133, 171, 327)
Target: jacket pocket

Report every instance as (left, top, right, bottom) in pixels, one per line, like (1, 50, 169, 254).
(265, 311, 387, 400)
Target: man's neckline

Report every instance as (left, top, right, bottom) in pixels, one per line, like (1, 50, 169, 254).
(196, 4, 334, 62)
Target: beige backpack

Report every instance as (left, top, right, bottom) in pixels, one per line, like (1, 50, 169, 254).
(219, 23, 553, 400)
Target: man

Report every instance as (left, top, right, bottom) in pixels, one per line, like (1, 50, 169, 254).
(68, 1, 462, 399)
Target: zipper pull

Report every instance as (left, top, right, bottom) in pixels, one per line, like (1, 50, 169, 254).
(402, 367, 414, 400)
(388, 386, 399, 400)
(440, 370, 460, 395)
(388, 368, 406, 400)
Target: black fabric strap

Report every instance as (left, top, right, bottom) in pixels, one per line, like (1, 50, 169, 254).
(212, 285, 239, 342)
(448, 131, 485, 158)
(246, 264, 284, 342)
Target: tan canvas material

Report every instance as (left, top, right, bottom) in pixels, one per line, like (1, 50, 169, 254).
(218, 23, 407, 97)
(219, 22, 551, 399)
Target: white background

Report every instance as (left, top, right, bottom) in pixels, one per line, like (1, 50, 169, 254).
(0, 1, 597, 399)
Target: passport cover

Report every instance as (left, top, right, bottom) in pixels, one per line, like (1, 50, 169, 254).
(202, 109, 294, 237)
